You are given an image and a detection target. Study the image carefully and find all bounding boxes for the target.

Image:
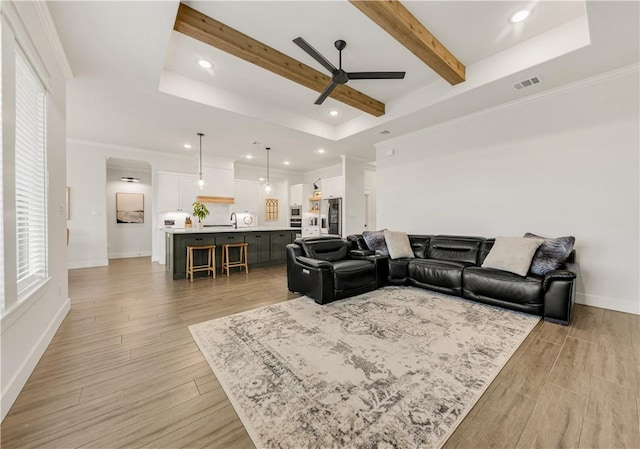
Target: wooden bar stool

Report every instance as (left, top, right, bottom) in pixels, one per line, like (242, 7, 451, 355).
(186, 245, 216, 282)
(221, 242, 249, 277)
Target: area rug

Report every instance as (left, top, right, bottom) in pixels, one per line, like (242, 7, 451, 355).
(189, 286, 539, 449)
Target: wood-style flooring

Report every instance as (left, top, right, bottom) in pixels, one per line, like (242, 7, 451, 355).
(1, 257, 639, 448)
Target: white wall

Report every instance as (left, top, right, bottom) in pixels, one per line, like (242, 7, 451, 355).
(66, 148, 108, 268)
(1, 1, 70, 420)
(364, 168, 377, 230)
(342, 156, 366, 236)
(67, 140, 195, 267)
(376, 67, 639, 315)
(106, 166, 152, 259)
(303, 163, 342, 185)
(257, 181, 289, 227)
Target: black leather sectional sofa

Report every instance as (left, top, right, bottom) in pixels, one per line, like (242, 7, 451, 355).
(286, 234, 577, 325)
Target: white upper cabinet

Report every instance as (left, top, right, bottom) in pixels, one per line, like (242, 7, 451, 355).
(158, 172, 197, 212)
(290, 183, 312, 206)
(234, 180, 259, 213)
(179, 175, 198, 211)
(321, 176, 343, 199)
(158, 173, 180, 212)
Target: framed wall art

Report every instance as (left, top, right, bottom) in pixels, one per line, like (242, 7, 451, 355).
(116, 192, 144, 223)
(265, 198, 278, 221)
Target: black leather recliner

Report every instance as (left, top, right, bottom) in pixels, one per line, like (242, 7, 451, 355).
(286, 236, 385, 304)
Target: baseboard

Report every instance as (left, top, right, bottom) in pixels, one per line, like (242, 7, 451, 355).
(108, 251, 152, 259)
(575, 292, 639, 315)
(1, 297, 71, 421)
(67, 259, 109, 269)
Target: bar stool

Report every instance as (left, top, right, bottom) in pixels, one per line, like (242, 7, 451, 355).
(221, 243, 249, 277)
(186, 245, 216, 282)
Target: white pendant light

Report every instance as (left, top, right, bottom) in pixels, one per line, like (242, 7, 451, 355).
(195, 132, 206, 190)
(264, 147, 272, 193)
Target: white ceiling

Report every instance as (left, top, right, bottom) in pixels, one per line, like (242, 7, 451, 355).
(49, 1, 639, 174)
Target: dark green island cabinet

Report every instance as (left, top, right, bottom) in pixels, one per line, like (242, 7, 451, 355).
(165, 229, 297, 279)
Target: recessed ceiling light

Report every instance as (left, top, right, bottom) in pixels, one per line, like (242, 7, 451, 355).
(246, 154, 253, 159)
(197, 59, 213, 69)
(258, 177, 265, 182)
(318, 148, 325, 154)
(510, 9, 530, 23)
(284, 161, 290, 165)
(329, 110, 339, 116)
(183, 144, 191, 149)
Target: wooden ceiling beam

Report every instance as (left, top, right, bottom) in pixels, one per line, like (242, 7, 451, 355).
(174, 3, 386, 117)
(349, 0, 466, 85)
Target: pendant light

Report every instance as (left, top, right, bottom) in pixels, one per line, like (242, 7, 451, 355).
(196, 132, 206, 190)
(264, 147, 272, 193)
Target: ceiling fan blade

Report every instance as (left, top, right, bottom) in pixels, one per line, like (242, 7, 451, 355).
(348, 71, 406, 80)
(314, 82, 338, 105)
(293, 37, 337, 74)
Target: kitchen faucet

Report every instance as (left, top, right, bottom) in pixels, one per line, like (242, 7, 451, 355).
(230, 212, 237, 229)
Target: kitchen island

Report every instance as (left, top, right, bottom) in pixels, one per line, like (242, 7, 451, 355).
(165, 227, 299, 279)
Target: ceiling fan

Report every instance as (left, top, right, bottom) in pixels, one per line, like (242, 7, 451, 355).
(293, 37, 406, 105)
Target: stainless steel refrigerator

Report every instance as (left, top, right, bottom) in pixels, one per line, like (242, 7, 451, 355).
(327, 198, 342, 236)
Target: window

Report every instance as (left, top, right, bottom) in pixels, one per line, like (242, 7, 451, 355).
(15, 49, 47, 296)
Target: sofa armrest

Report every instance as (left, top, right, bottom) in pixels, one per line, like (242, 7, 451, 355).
(366, 254, 389, 287)
(543, 269, 577, 291)
(349, 249, 375, 258)
(287, 255, 335, 305)
(542, 269, 577, 325)
(296, 256, 333, 270)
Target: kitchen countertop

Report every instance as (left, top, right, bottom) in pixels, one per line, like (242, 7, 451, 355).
(164, 227, 299, 234)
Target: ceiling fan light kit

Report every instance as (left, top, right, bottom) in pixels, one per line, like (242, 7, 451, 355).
(293, 37, 406, 105)
(174, 3, 386, 116)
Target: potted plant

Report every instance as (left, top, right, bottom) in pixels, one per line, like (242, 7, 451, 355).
(192, 202, 210, 230)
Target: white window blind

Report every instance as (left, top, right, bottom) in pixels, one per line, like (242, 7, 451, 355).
(15, 49, 47, 296)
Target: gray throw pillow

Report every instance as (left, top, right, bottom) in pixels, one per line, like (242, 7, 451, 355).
(362, 229, 389, 256)
(524, 233, 575, 276)
(481, 236, 544, 277)
(384, 230, 414, 259)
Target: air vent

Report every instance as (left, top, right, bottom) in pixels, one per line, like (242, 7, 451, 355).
(378, 130, 391, 135)
(514, 76, 541, 90)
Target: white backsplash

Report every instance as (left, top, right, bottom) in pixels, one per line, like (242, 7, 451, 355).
(204, 203, 232, 225)
(159, 203, 232, 228)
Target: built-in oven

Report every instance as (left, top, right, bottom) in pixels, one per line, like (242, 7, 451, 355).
(290, 205, 302, 219)
(290, 205, 302, 230)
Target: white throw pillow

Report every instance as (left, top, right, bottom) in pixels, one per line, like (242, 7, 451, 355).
(481, 236, 544, 276)
(384, 230, 414, 259)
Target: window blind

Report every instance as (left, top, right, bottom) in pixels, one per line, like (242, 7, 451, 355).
(15, 49, 47, 296)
